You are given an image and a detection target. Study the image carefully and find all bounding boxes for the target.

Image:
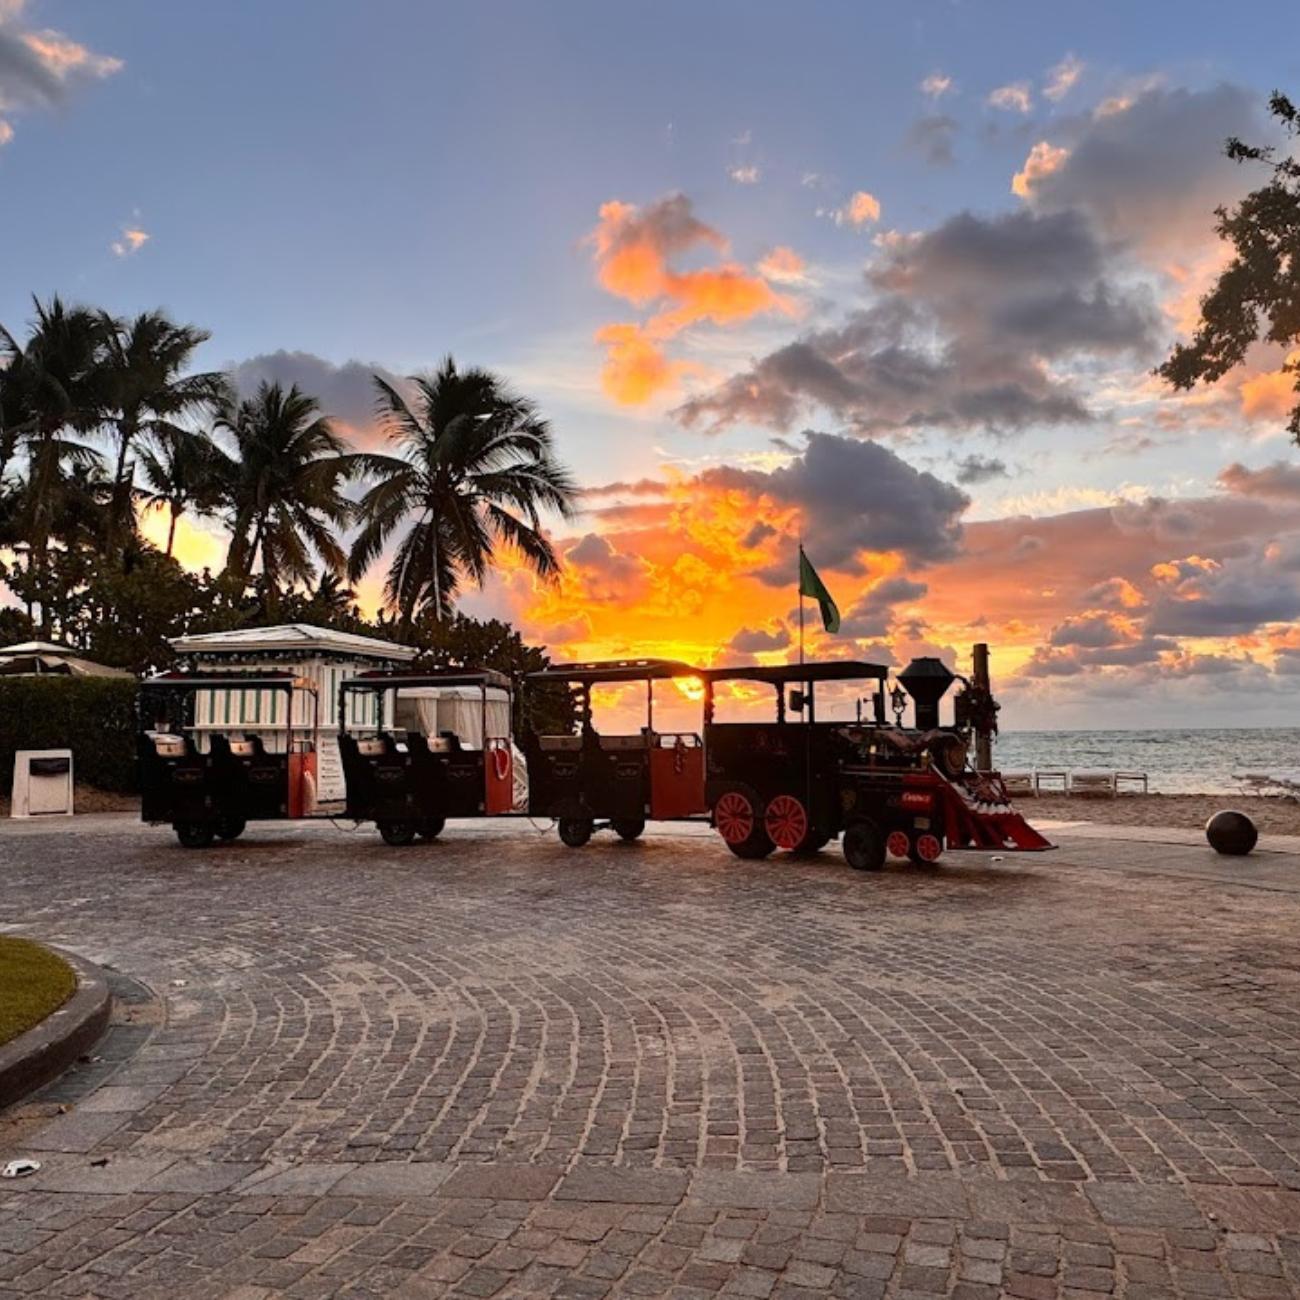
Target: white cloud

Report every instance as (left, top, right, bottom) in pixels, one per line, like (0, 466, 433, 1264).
(988, 82, 1032, 113)
(727, 164, 760, 184)
(920, 72, 953, 98)
(0, 118, 12, 146)
(1043, 54, 1084, 103)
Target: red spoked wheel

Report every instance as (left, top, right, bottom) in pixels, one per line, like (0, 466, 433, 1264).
(764, 794, 809, 852)
(715, 790, 756, 844)
(885, 830, 911, 860)
(913, 832, 943, 863)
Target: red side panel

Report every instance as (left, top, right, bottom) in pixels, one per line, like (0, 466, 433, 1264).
(485, 741, 514, 814)
(287, 751, 317, 819)
(650, 742, 707, 820)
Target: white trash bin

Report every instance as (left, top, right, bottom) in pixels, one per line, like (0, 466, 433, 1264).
(10, 749, 74, 817)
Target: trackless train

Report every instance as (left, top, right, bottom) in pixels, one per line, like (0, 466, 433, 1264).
(138, 649, 1051, 868)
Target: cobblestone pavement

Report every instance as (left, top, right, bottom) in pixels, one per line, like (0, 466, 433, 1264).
(1, 817, 1299, 1298)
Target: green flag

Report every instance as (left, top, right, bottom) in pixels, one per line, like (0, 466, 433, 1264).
(798, 547, 840, 634)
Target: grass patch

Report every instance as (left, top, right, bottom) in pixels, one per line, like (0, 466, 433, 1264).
(0, 937, 77, 1048)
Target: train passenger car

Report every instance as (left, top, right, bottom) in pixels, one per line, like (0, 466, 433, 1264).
(523, 659, 707, 846)
(337, 668, 515, 845)
(138, 671, 319, 847)
(704, 658, 1052, 870)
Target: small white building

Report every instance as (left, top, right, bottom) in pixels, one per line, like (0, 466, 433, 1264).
(168, 624, 418, 803)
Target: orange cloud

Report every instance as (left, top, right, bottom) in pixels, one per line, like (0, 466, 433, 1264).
(589, 196, 725, 303)
(758, 246, 807, 284)
(648, 266, 789, 336)
(1150, 555, 1220, 585)
(1011, 141, 1069, 198)
(589, 195, 797, 405)
(823, 190, 882, 227)
(595, 323, 701, 406)
(111, 226, 149, 258)
(1240, 353, 1300, 422)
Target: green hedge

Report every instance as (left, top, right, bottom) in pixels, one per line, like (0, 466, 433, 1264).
(0, 677, 139, 795)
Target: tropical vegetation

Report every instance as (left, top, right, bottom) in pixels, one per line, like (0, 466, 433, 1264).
(350, 360, 576, 623)
(0, 294, 579, 676)
(1160, 91, 1300, 440)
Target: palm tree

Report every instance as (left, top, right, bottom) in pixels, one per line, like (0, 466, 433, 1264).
(0, 296, 106, 633)
(305, 571, 358, 620)
(137, 426, 225, 557)
(213, 382, 357, 616)
(349, 358, 577, 623)
(97, 310, 226, 553)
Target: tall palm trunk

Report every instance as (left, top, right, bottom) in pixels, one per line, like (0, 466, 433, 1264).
(107, 413, 138, 557)
(28, 425, 62, 637)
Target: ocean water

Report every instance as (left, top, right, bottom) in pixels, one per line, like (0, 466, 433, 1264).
(991, 728, 1300, 795)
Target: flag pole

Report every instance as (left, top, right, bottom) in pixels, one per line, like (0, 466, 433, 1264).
(797, 535, 805, 669)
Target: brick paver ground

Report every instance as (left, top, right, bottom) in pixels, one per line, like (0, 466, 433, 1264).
(1, 816, 1299, 1297)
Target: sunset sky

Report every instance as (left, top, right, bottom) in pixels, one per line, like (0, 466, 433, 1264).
(3, 0, 1300, 728)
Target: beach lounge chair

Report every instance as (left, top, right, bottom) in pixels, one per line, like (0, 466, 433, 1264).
(1114, 770, 1148, 794)
(1033, 768, 1068, 794)
(1070, 770, 1117, 797)
(1002, 771, 1035, 797)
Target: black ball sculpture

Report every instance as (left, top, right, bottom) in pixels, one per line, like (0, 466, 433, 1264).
(1205, 809, 1258, 856)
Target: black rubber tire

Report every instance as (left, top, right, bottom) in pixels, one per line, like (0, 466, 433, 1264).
(794, 830, 832, 856)
(612, 818, 645, 842)
(843, 821, 886, 871)
(379, 820, 417, 846)
(558, 817, 594, 848)
(418, 816, 446, 841)
(214, 816, 246, 842)
(726, 824, 775, 860)
(175, 822, 215, 849)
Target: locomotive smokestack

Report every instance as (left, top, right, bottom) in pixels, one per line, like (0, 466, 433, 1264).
(898, 657, 955, 731)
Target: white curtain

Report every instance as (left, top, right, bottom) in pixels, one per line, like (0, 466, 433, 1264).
(392, 687, 510, 749)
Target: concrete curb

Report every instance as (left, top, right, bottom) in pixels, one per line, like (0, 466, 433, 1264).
(0, 945, 112, 1110)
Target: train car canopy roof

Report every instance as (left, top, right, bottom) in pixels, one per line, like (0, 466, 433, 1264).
(342, 668, 512, 692)
(528, 658, 702, 684)
(705, 660, 889, 685)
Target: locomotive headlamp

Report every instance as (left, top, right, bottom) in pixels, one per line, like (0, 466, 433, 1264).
(889, 684, 908, 724)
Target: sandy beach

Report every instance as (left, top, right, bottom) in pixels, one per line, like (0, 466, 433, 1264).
(1026, 791, 1300, 836)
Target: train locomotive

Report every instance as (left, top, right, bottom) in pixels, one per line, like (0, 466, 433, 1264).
(702, 657, 1051, 869)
